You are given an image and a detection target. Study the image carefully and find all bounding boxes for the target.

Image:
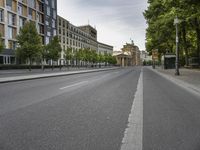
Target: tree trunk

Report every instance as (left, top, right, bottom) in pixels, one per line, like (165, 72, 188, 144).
(181, 22, 189, 66)
(52, 60, 54, 70)
(29, 58, 32, 71)
(59, 59, 62, 71)
(41, 58, 45, 71)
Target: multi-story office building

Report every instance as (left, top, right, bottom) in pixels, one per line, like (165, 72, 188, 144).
(0, 0, 57, 64)
(78, 25, 98, 51)
(98, 42, 113, 55)
(58, 15, 93, 62)
(57, 15, 113, 64)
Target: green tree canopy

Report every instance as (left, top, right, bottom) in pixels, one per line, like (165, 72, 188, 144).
(144, 0, 200, 65)
(46, 36, 62, 61)
(65, 47, 73, 62)
(16, 21, 42, 69)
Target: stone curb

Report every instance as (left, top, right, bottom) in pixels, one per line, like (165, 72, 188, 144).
(0, 67, 120, 83)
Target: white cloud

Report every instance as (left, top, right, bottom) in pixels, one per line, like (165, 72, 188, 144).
(57, 0, 148, 50)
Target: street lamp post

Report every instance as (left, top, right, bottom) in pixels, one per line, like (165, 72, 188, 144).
(174, 16, 180, 75)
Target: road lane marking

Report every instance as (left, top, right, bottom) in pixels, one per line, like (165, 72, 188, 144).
(59, 72, 113, 90)
(59, 81, 89, 90)
(121, 68, 143, 150)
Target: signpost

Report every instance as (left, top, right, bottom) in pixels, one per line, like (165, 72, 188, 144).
(174, 16, 180, 75)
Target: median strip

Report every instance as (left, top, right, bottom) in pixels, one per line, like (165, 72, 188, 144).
(121, 68, 143, 150)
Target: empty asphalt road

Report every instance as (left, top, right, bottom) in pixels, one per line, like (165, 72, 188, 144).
(0, 67, 141, 150)
(1, 67, 200, 150)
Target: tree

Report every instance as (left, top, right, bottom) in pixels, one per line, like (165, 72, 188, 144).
(98, 53, 105, 67)
(76, 49, 85, 67)
(16, 21, 42, 71)
(90, 50, 98, 67)
(46, 36, 62, 70)
(104, 52, 109, 66)
(144, 0, 200, 66)
(107, 53, 117, 65)
(84, 48, 91, 67)
(64, 47, 73, 68)
(0, 34, 4, 54)
(41, 45, 48, 70)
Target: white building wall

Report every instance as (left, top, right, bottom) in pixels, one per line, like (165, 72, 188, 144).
(98, 43, 113, 55)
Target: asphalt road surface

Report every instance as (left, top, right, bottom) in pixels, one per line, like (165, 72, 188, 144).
(1, 67, 200, 150)
(143, 67, 200, 150)
(0, 67, 140, 150)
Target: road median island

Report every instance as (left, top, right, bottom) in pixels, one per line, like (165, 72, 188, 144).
(0, 67, 120, 83)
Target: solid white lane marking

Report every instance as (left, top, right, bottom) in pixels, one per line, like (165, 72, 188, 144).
(121, 68, 143, 150)
(59, 81, 89, 90)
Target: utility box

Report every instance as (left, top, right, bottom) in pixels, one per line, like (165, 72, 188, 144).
(161, 53, 176, 69)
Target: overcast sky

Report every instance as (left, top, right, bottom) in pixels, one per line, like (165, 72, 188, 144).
(58, 0, 148, 51)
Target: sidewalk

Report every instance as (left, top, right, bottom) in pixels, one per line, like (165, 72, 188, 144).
(0, 67, 94, 78)
(0, 67, 120, 83)
(151, 66, 200, 95)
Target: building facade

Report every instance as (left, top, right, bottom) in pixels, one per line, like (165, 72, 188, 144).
(78, 25, 98, 51)
(57, 15, 113, 64)
(98, 42, 113, 55)
(113, 52, 132, 67)
(140, 50, 152, 64)
(57, 15, 95, 63)
(122, 42, 141, 66)
(0, 0, 57, 64)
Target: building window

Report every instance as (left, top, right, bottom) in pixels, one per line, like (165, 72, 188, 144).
(46, 37, 49, 44)
(53, 29, 56, 36)
(18, 4, 23, 15)
(0, 24, 4, 37)
(59, 28, 61, 34)
(53, 10, 56, 19)
(8, 13, 16, 26)
(28, 8, 33, 19)
(46, 20, 49, 26)
(47, 6, 50, 16)
(59, 18, 61, 26)
(52, 0, 55, 8)
(39, 25, 44, 34)
(38, 13, 44, 23)
(52, 19, 55, 28)
(63, 29, 65, 36)
(38, 2, 44, 12)
(8, 27, 13, 39)
(45, 0, 49, 5)
(19, 17, 26, 28)
(6, 0, 12, 10)
(8, 40, 16, 49)
(28, 0, 35, 8)
(47, 31, 51, 36)
(0, 9, 4, 22)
